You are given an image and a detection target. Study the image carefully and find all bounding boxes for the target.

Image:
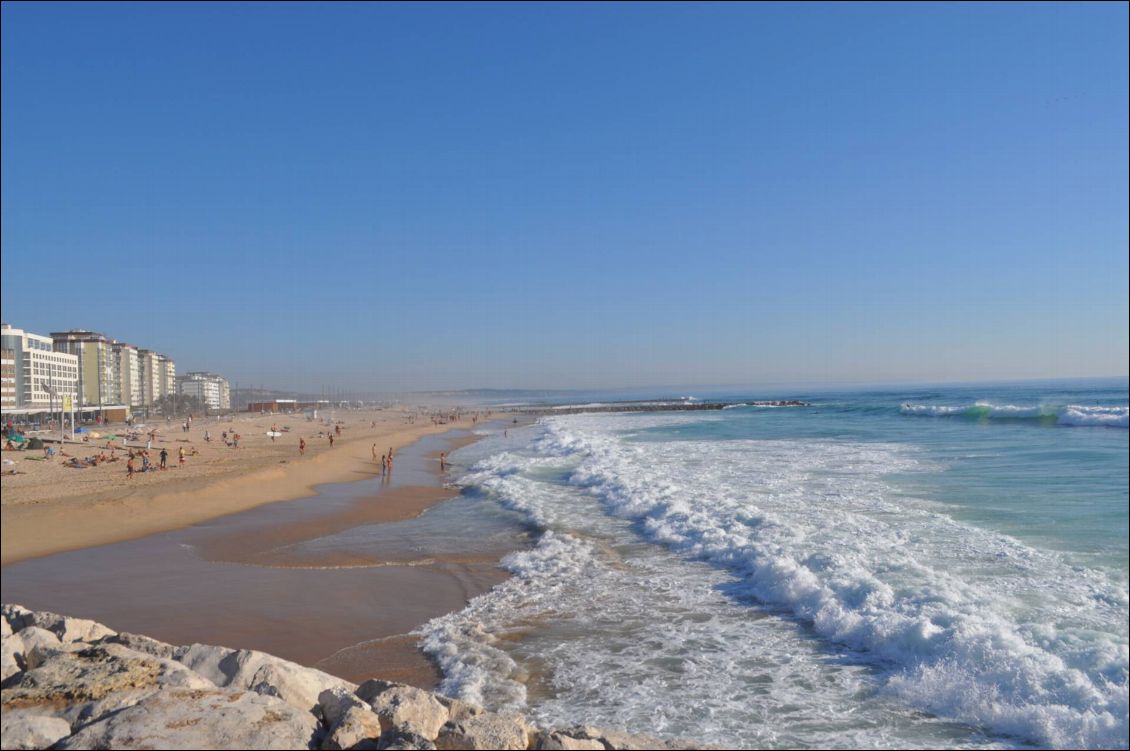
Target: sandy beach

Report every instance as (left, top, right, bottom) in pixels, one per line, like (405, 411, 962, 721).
(1, 407, 496, 565)
(1, 411, 527, 690)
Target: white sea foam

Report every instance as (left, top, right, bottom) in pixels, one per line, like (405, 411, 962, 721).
(1058, 405, 1130, 428)
(901, 402, 1128, 428)
(420, 415, 1129, 749)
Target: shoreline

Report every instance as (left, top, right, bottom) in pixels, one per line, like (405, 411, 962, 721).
(0, 420, 527, 691)
(1, 407, 502, 565)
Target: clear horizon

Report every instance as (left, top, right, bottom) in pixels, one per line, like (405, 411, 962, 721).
(3, 3, 1127, 392)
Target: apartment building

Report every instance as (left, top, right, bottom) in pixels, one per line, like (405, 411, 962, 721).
(1, 349, 16, 410)
(177, 371, 231, 410)
(112, 342, 142, 407)
(0, 324, 80, 409)
(50, 330, 119, 409)
(160, 355, 176, 402)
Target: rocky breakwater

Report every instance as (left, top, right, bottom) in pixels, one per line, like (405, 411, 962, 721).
(1, 604, 698, 750)
(521, 400, 810, 417)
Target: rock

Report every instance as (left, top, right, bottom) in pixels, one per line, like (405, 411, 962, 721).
(176, 643, 355, 716)
(318, 687, 371, 727)
(1, 617, 11, 638)
(2, 632, 26, 682)
(54, 687, 320, 750)
(363, 683, 450, 739)
(433, 694, 482, 723)
(553, 726, 693, 750)
(5, 608, 116, 644)
(2, 642, 214, 723)
(377, 729, 438, 750)
(43, 615, 116, 644)
(99, 631, 181, 660)
(14, 626, 60, 652)
(0, 709, 72, 750)
(1, 604, 34, 632)
(532, 730, 607, 750)
(354, 678, 397, 705)
(435, 713, 530, 750)
(13, 626, 67, 671)
(322, 706, 385, 750)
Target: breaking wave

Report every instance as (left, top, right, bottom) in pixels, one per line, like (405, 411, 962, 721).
(420, 415, 1129, 749)
(900, 402, 1128, 428)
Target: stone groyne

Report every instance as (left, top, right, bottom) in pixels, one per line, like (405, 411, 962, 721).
(1, 604, 700, 750)
(518, 400, 809, 417)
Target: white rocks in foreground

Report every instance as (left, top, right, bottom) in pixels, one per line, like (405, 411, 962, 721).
(1, 604, 701, 750)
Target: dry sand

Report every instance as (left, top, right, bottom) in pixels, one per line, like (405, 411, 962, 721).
(1, 406, 496, 565)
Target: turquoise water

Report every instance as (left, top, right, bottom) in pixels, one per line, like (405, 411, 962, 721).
(420, 379, 1128, 749)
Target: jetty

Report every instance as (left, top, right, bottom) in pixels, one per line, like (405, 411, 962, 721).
(517, 400, 809, 417)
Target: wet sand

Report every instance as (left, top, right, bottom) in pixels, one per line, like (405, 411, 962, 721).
(0, 427, 530, 688)
(1, 408, 490, 565)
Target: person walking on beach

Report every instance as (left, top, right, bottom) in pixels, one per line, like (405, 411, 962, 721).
(439, 452, 447, 471)
(372, 444, 378, 464)
(127, 456, 135, 479)
(299, 438, 306, 455)
(159, 447, 168, 469)
(178, 446, 186, 466)
(328, 434, 335, 448)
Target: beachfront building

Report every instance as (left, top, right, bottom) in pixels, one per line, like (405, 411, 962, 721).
(137, 350, 176, 407)
(1, 349, 16, 410)
(160, 356, 176, 401)
(50, 330, 119, 410)
(177, 371, 231, 410)
(113, 342, 142, 407)
(138, 349, 163, 406)
(0, 324, 80, 410)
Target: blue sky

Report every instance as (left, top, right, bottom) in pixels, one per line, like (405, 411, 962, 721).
(2, 2, 1127, 392)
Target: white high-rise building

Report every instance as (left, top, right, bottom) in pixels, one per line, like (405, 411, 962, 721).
(0, 324, 80, 410)
(112, 342, 142, 407)
(177, 372, 231, 410)
(159, 355, 176, 401)
(138, 349, 163, 406)
(1, 348, 16, 410)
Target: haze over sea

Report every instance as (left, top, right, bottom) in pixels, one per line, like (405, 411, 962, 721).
(418, 378, 1128, 749)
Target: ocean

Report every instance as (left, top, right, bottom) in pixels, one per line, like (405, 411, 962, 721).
(419, 379, 1129, 749)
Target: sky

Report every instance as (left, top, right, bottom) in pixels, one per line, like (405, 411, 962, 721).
(2, 2, 1127, 393)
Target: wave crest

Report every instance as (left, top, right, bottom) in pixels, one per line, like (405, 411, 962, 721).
(900, 402, 1128, 428)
